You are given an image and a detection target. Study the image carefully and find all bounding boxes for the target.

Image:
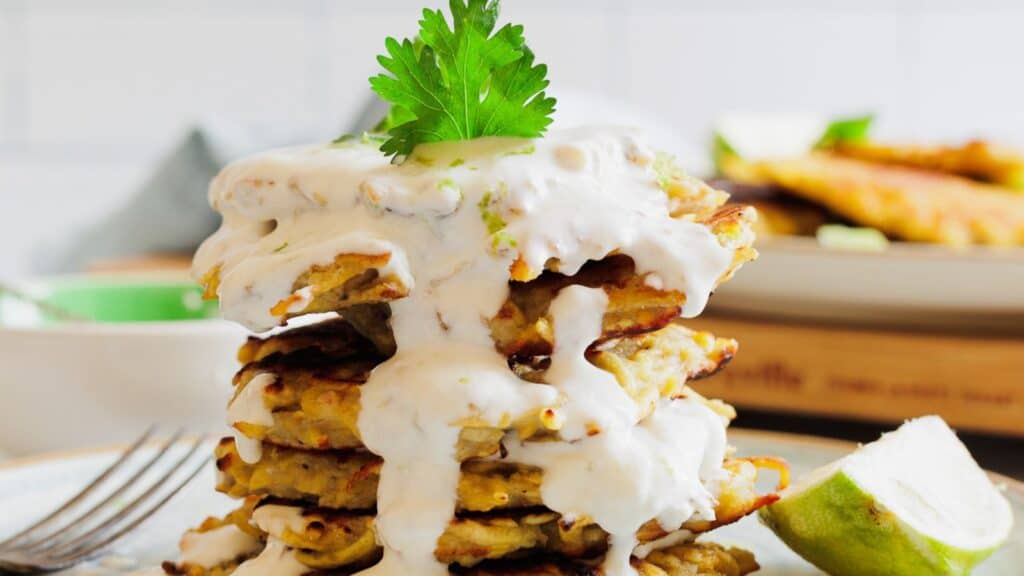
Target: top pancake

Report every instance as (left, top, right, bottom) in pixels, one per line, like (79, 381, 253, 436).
(230, 246, 753, 361)
(237, 257, 738, 362)
(200, 207, 755, 339)
(194, 130, 757, 333)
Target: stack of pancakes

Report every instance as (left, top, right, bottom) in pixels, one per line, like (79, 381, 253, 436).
(167, 259, 783, 575)
(164, 131, 785, 576)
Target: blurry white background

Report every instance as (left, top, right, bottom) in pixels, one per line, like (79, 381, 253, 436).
(2, 0, 1023, 275)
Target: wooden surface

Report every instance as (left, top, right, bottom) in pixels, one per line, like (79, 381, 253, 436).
(689, 315, 1024, 438)
(86, 254, 192, 273)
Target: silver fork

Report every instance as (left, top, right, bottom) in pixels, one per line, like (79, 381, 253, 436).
(0, 283, 91, 324)
(0, 428, 211, 573)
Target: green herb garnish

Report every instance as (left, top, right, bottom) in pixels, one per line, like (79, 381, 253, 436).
(815, 115, 874, 149)
(369, 0, 556, 158)
(272, 242, 289, 253)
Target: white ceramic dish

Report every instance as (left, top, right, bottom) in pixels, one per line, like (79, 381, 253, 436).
(712, 237, 1024, 332)
(0, 430, 1018, 575)
(0, 276, 246, 456)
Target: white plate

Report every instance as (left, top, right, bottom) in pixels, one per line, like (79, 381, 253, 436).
(0, 275, 247, 457)
(712, 237, 1024, 333)
(0, 430, 1019, 575)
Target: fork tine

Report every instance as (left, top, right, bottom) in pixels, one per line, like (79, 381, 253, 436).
(40, 435, 207, 561)
(17, 429, 186, 554)
(50, 449, 211, 566)
(0, 426, 157, 552)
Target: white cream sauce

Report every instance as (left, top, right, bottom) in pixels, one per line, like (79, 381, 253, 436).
(358, 344, 558, 575)
(178, 524, 262, 569)
(232, 538, 307, 576)
(632, 529, 695, 559)
(226, 372, 276, 464)
(252, 504, 309, 538)
(505, 286, 727, 574)
(195, 127, 737, 576)
(539, 286, 637, 439)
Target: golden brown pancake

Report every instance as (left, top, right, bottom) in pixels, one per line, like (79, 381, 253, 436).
(722, 152, 1024, 246)
(462, 543, 759, 576)
(175, 495, 767, 572)
(200, 206, 756, 337)
(230, 321, 737, 454)
(498, 208, 755, 358)
(236, 318, 383, 365)
(215, 438, 531, 512)
(197, 161, 743, 303)
(214, 438, 784, 526)
(706, 178, 832, 238)
(834, 139, 1024, 191)
(165, 540, 756, 576)
(166, 497, 758, 576)
(237, 251, 753, 362)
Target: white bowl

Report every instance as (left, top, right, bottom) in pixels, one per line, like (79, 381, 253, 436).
(0, 277, 247, 456)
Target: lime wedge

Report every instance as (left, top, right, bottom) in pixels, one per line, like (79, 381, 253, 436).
(713, 113, 874, 165)
(760, 416, 1013, 576)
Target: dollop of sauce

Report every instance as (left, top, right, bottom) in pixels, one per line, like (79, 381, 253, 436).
(178, 525, 262, 569)
(251, 504, 308, 538)
(195, 127, 738, 576)
(232, 539, 306, 576)
(225, 373, 276, 464)
(504, 286, 727, 573)
(632, 529, 696, 559)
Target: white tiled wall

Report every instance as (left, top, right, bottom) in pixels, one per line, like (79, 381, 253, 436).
(3, 0, 1024, 275)
(23, 1, 320, 151)
(1, 3, 17, 147)
(2, 154, 146, 273)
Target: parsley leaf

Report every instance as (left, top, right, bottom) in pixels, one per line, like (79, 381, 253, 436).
(369, 0, 556, 158)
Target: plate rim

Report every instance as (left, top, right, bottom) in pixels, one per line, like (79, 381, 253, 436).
(757, 235, 1024, 263)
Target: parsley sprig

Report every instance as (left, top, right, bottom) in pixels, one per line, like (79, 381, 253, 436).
(370, 0, 556, 158)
